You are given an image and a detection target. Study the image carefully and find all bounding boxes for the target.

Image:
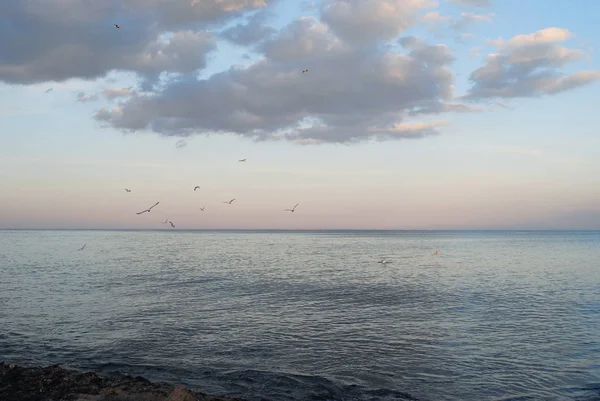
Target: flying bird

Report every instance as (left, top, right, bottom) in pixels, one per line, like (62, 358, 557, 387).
(194, 186, 200, 191)
(136, 202, 159, 214)
(378, 257, 390, 265)
(200, 206, 205, 211)
(162, 218, 169, 224)
(77, 244, 86, 251)
(302, 69, 308, 73)
(433, 250, 439, 256)
(238, 159, 246, 162)
(169, 221, 175, 228)
(114, 24, 120, 29)
(284, 203, 299, 212)
(125, 189, 131, 192)
(44, 88, 53, 93)
(222, 198, 236, 204)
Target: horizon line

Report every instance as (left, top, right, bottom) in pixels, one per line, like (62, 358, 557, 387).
(1, 228, 598, 232)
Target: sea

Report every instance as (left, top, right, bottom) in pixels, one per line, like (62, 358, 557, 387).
(1, 230, 599, 401)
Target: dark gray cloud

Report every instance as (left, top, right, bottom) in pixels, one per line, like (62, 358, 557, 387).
(0, 0, 273, 85)
(95, 17, 466, 144)
(220, 11, 277, 46)
(464, 28, 600, 99)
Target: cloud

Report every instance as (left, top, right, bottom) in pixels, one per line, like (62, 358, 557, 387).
(321, 0, 436, 44)
(452, 12, 494, 30)
(447, 0, 491, 6)
(422, 11, 451, 24)
(94, 11, 479, 145)
(487, 27, 574, 49)
(0, 0, 273, 85)
(220, 10, 277, 46)
(464, 28, 600, 99)
(103, 87, 137, 99)
(422, 10, 493, 35)
(76, 92, 99, 102)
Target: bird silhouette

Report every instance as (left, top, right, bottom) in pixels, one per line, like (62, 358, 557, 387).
(284, 203, 299, 212)
(77, 244, 86, 251)
(302, 69, 308, 73)
(200, 206, 206, 211)
(222, 198, 236, 204)
(136, 202, 159, 214)
(238, 158, 246, 162)
(194, 186, 200, 191)
(125, 189, 131, 192)
(169, 221, 175, 228)
(114, 24, 120, 29)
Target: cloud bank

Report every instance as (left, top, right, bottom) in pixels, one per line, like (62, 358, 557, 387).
(1, 1, 598, 144)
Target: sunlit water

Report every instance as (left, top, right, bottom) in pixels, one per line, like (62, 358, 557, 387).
(1, 230, 599, 400)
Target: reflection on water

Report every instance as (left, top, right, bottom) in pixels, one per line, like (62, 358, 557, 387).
(1, 230, 599, 400)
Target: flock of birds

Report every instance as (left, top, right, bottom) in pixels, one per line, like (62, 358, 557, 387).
(72, 24, 441, 262)
(125, 158, 300, 229)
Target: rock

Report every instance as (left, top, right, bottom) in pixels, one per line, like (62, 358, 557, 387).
(167, 384, 197, 401)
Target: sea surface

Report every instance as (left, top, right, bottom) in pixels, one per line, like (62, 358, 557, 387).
(1, 230, 599, 401)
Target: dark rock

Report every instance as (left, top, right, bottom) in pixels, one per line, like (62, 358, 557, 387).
(0, 363, 245, 401)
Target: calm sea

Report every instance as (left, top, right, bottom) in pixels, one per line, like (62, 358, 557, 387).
(1, 230, 599, 400)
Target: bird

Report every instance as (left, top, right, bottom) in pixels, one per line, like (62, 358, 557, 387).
(114, 24, 120, 29)
(302, 69, 308, 73)
(44, 88, 53, 93)
(200, 206, 206, 211)
(125, 189, 131, 192)
(238, 158, 246, 162)
(194, 186, 200, 191)
(77, 244, 86, 251)
(378, 257, 390, 265)
(432, 250, 439, 256)
(162, 218, 169, 224)
(136, 202, 159, 214)
(222, 198, 236, 204)
(284, 203, 299, 212)
(169, 221, 175, 228)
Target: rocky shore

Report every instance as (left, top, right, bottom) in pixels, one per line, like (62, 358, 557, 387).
(0, 363, 244, 401)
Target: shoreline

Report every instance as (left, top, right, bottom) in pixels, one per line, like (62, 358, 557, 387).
(0, 363, 244, 401)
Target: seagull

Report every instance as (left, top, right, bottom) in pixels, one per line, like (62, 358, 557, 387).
(169, 221, 175, 228)
(77, 244, 86, 251)
(238, 158, 246, 162)
(114, 24, 120, 29)
(162, 218, 169, 224)
(194, 186, 200, 191)
(44, 88, 53, 93)
(222, 198, 236, 204)
(125, 189, 131, 192)
(378, 257, 390, 265)
(284, 203, 299, 212)
(200, 206, 205, 211)
(136, 201, 159, 214)
(302, 69, 308, 73)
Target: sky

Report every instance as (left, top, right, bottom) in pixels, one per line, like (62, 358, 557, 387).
(0, 0, 599, 230)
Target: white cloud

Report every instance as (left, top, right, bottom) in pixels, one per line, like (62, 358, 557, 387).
(465, 27, 600, 99)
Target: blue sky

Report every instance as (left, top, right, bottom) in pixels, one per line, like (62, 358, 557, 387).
(0, 0, 599, 229)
